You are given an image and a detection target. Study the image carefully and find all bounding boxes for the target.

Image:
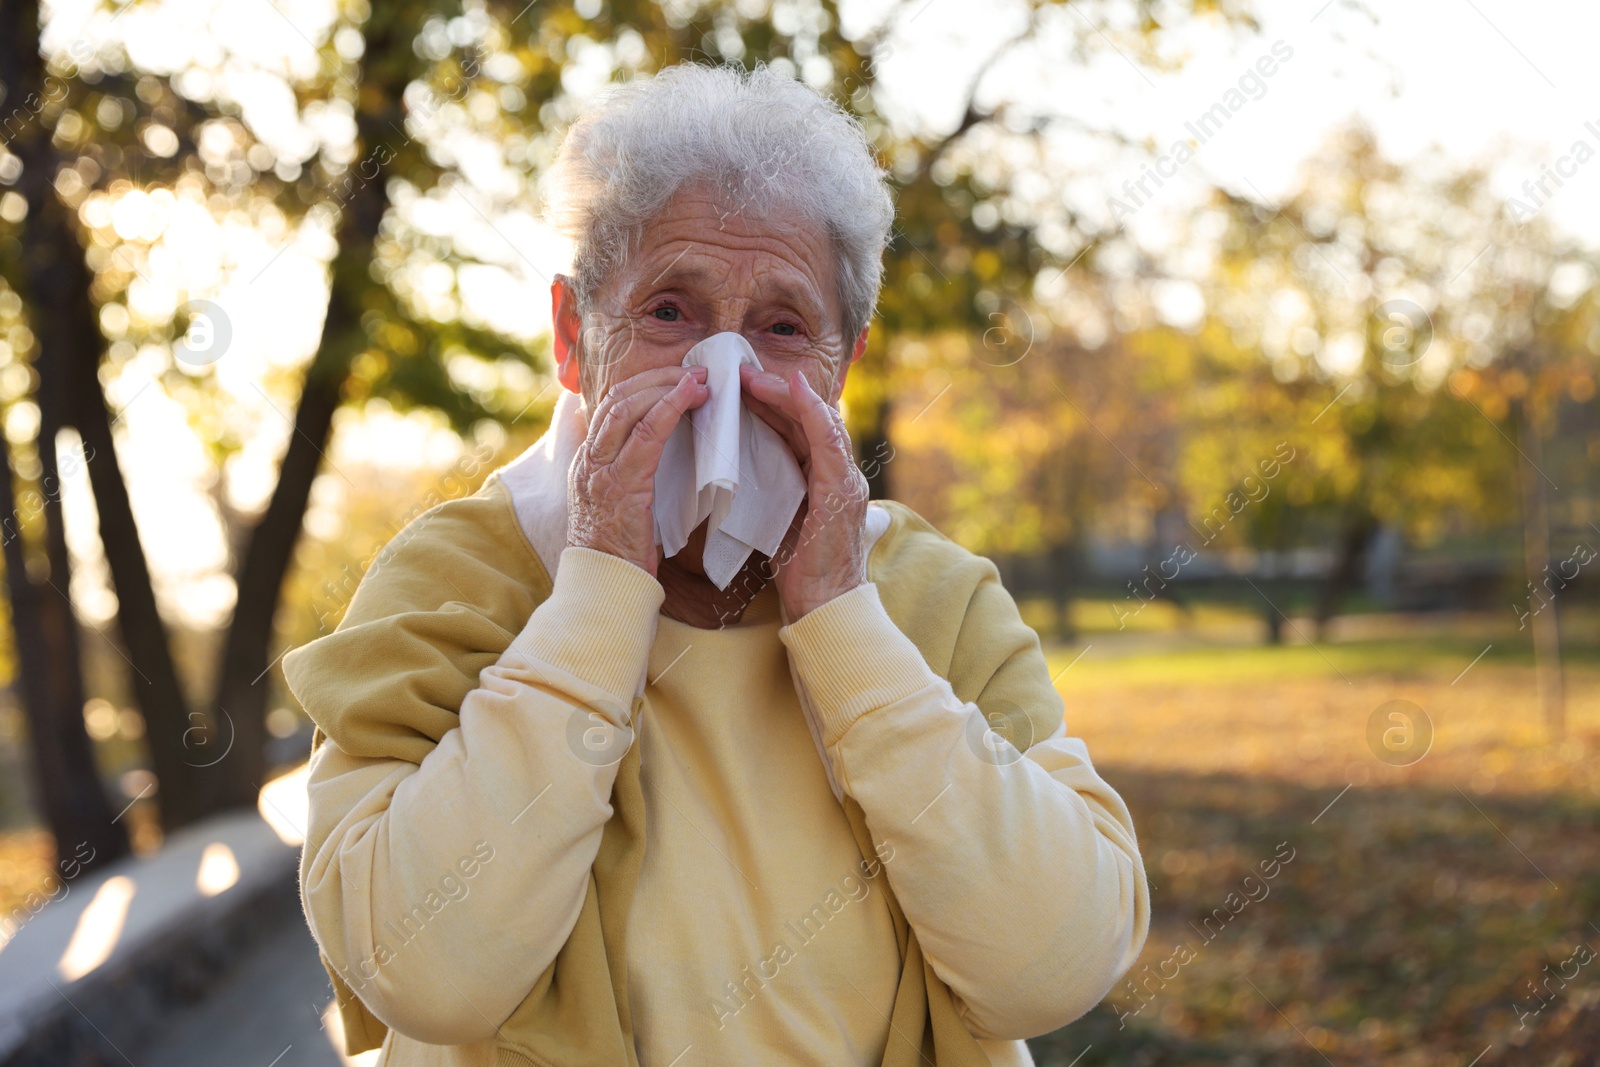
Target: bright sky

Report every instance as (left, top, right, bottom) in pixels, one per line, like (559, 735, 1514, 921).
(874, 0, 1600, 240)
(39, 0, 1600, 627)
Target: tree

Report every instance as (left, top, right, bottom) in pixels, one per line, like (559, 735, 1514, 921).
(1156, 124, 1597, 667)
(0, 0, 130, 871)
(2, 0, 527, 828)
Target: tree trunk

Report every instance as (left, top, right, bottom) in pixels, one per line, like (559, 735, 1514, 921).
(1262, 600, 1285, 645)
(201, 14, 408, 810)
(1314, 509, 1377, 641)
(0, 0, 136, 857)
(0, 415, 130, 871)
(69, 340, 212, 828)
(1515, 401, 1563, 739)
(856, 394, 893, 501)
(1046, 538, 1077, 641)
(200, 369, 345, 809)
(0, 8, 206, 832)
(1259, 561, 1285, 646)
(6, 0, 433, 826)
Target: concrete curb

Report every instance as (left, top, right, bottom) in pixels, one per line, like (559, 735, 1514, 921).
(0, 808, 303, 1067)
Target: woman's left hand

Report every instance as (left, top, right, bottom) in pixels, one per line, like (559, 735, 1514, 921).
(739, 363, 868, 621)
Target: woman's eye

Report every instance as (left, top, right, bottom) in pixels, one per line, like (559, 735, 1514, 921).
(652, 305, 681, 322)
(772, 322, 797, 336)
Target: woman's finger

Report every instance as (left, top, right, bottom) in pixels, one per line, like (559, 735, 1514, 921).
(741, 389, 811, 469)
(585, 367, 704, 460)
(587, 365, 708, 465)
(590, 364, 704, 431)
(740, 367, 813, 465)
(784, 371, 859, 489)
(613, 374, 708, 482)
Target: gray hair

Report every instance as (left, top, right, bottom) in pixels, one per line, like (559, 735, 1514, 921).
(541, 62, 895, 347)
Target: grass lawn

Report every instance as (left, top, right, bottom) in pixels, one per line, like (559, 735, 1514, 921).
(1026, 609, 1600, 1067)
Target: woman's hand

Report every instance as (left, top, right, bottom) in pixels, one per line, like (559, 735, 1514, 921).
(739, 363, 868, 620)
(567, 365, 710, 577)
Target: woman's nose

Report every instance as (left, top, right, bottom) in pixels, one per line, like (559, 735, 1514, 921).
(704, 316, 745, 340)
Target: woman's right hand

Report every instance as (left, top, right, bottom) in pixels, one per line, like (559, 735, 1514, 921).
(566, 365, 710, 577)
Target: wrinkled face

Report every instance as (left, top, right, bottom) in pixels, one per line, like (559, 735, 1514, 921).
(575, 183, 850, 406)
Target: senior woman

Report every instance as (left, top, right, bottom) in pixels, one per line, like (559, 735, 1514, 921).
(285, 62, 1149, 1067)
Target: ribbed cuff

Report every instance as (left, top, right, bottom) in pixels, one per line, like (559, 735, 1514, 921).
(778, 582, 937, 746)
(509, 546, 664, 710)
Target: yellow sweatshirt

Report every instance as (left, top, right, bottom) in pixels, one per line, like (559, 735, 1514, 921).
(286, 389, 1149, 1067)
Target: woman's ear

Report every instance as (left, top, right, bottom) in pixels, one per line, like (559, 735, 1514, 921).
(830, 324, 870, 404)
(551, 275, 583, 394)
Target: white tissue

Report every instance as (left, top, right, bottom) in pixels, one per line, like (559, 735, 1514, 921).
(652, 332, 808, 590)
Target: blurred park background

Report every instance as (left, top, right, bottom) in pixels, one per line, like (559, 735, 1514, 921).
(0, 0, 1597, 1064)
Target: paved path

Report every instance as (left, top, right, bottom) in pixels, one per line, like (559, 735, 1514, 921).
(138, 915, 357, 1067)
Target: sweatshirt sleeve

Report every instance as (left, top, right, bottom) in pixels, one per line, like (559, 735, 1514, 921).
(300, 547, 663, 1045)
(777, 579, 1150, 1041)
